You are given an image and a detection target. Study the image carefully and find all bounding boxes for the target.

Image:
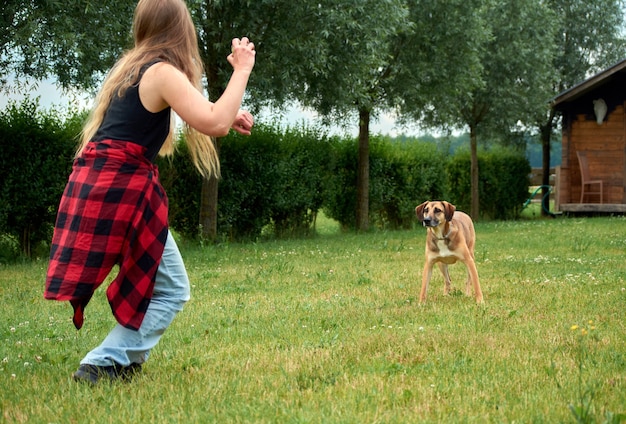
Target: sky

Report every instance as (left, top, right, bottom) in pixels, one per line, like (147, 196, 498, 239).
(0, 77, 423, 138)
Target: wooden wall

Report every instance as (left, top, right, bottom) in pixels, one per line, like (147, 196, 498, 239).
(560, 103, 626, 204)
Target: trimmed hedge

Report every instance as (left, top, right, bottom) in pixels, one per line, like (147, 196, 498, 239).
(160, 124, 334, 241)
(156, 134, 203, 240)
(447, 147, 531, 219)
(161, 127, 531, 241)
(219, 124, 333, 239)
(324, 136, 448, 230)
(0, 99, 83, 258)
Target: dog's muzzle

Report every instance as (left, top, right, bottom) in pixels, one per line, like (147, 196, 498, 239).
(422, 217, 438, 227)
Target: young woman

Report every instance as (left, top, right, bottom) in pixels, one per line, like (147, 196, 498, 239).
(44, 0, 256, 384)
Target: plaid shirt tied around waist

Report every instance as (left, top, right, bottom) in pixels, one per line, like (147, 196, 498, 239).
(45, 140, 169, 331)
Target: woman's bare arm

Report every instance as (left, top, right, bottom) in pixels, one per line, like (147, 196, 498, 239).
(139, 38, 255, 137)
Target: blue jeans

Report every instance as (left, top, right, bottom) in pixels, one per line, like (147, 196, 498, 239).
(81, 231, 190, 366)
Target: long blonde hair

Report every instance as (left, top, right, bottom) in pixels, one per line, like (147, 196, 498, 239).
(78, 0, 219, 178)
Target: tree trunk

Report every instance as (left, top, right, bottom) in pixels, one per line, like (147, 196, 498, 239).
(356, 109, 370, 231)
(199, 137, 221, 242)
(470, 125, 480, 219)
(22, 226, 31, 258)
(198, 51, 223, 242)
(540, 121, 553, 217)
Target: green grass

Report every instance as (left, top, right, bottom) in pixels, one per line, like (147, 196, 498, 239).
(1, 216, 625, 423)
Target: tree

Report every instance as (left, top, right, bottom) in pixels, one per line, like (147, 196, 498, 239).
(193, 0, 413, 235)
(537, 1, 626, 215)
(1, 0, 133, 91)
(190, 0, 323, 240)
(282, 0, 410, 232)
(411, 0, 557, 219)
(280, 0, 489, 230)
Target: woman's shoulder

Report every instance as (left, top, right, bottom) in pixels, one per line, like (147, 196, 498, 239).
(138, 62, 179, 112)
(143, 61, 187, 85)
(139, 61, 189, 113)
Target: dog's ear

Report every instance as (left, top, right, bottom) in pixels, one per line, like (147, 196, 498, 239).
(415, 201, 428, 222)
(442, 201, 456, 221)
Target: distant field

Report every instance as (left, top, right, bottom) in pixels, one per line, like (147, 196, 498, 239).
(1, 216, 624, 423)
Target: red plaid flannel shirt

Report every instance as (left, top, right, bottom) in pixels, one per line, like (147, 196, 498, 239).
(45, 139, 168, 331)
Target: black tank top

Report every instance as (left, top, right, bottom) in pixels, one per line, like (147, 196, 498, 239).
(93, 61, 171, 162)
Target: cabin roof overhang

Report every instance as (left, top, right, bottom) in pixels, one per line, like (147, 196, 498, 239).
(551, 59, 626, 111)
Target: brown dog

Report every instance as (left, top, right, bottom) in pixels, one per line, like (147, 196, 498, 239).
(415, 201, 483, 304)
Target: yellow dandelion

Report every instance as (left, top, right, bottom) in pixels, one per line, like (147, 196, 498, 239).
(588, 320, 594, 325)
(590, 326, 596, 331)
(570, 325, 579, 331)
(581, 328, 588, 336)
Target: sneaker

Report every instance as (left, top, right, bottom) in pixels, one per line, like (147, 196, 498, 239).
(72, 364, 120, 384)
(72, 363, 143, 384)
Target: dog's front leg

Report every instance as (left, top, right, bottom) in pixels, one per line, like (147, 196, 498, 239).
(420, 262, 434, 304)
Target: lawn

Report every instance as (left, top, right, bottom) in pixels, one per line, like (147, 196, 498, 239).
(1, 215, 625, 423)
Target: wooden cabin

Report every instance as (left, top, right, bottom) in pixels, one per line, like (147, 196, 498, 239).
(551, 59, 626, 214)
